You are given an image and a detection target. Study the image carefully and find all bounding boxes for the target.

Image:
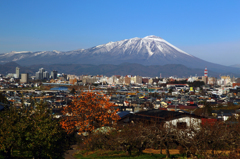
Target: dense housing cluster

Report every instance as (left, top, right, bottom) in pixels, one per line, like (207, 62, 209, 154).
(1, 67, 240, 158)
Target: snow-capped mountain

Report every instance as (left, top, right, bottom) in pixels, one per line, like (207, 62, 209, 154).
(89, 35, 192, 57)
(0, 35, 232, 71)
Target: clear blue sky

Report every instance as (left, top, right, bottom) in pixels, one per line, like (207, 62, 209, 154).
(0, 0, 239, 65)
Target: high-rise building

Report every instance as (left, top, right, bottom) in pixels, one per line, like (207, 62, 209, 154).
(43, 71, 49, 79)
(20, 73, 29, 83)
(39, 68, 45, 74)
(35, 68, 50, 80)
(16, 67, 20, 78)
(36, 71, 42, 80)
(51, 70, 58, 79)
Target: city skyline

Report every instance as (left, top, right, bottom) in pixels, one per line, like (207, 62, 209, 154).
(0, 0, 239, 66)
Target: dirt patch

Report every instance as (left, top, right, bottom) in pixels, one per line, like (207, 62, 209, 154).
(64, 145, 78, 159)
(206, 150, 231, 154)
(143, 149, 180, 155)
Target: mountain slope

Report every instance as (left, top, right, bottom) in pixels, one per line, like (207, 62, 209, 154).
(230, 64, 240, 68)
(1, 62, 228, 77)
(63, 35, 202, 67)
(0, 35, 239, 74)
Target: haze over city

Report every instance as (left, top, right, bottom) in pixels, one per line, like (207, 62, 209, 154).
(0, 0, 240, 66)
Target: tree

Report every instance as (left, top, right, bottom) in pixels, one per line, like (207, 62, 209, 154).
(70, 88, 76, 94)
(83, 122, 153, 156)
(0, 105, 22, 158)
(0, 101, 71, 159)
(113, 123, 151, 155)
(0, 93, 9, 105)
(60, 91, 119, 135)
(188, 81, 205, 88)
(149, 122, 177, 158)
(22, 102, 71, 159)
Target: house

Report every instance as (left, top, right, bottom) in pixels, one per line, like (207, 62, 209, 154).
(117, 111, 133, 122)
(212, 110, 240, 121)
(119, 109, 204, 129)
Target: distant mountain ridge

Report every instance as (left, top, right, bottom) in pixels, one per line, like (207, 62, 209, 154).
(1, 62, 238, 77)
(1, 35, 239, 74)
(230, 64, 240, 68)
(0, 35, 200, 67)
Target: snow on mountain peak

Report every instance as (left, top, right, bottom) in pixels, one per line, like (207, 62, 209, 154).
(11, 51, 32, 54)
(53, 50, 60, 54)
(86, 35, 193, 57)
(144, 35, 162, 39)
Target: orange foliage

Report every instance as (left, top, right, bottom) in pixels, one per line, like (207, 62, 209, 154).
(60, 91, 119, 134)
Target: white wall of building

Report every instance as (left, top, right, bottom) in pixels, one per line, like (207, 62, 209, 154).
(164, 117, 201, 129)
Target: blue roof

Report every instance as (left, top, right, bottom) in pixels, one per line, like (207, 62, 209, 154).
(50, 86, 69, 91)
(42, 83, 73, 86)
(117, 111, 131, 118)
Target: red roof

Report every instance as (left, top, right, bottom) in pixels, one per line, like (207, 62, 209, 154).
(201, 118, 218, 126)
(114, 75, 121, 78)
(159, 108, 167, 110)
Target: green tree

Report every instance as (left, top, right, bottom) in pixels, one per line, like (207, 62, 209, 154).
(0, 105, 22, 158)
(70, 88, 76, 94)
(22, 102, 71, 159)
(0, 101, 71, 159)
(0, 93, 9, 107)
(188, 81, 205, 88)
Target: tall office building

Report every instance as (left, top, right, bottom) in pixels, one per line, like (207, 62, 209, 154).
(20, 73, 29, 83)
(36, 71, 42, 80)
(16, 67, 20, 78)
(35, 68, 49, 80)
(43, 71, 49, 79)
(51, 70, 58, 79)
(39, 68, 45, 74)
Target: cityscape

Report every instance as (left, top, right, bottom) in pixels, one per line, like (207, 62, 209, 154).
(1, 64, 240, 158)
(0, 0, 240, 159)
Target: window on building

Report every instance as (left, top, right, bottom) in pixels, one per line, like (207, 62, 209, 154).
(177, 122, 187, 129)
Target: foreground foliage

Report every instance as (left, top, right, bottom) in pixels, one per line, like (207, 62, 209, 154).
(0, 101, 72, 159)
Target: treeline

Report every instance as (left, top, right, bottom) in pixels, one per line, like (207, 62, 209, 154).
(0, 95, 74, 159)
(167, 80, 205, 87)
(82, 120, 240, 158)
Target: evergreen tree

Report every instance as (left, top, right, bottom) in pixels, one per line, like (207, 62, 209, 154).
(0, 101, 71, 159)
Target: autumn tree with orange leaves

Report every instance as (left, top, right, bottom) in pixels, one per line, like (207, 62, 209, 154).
(60, 91, 119, 135)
